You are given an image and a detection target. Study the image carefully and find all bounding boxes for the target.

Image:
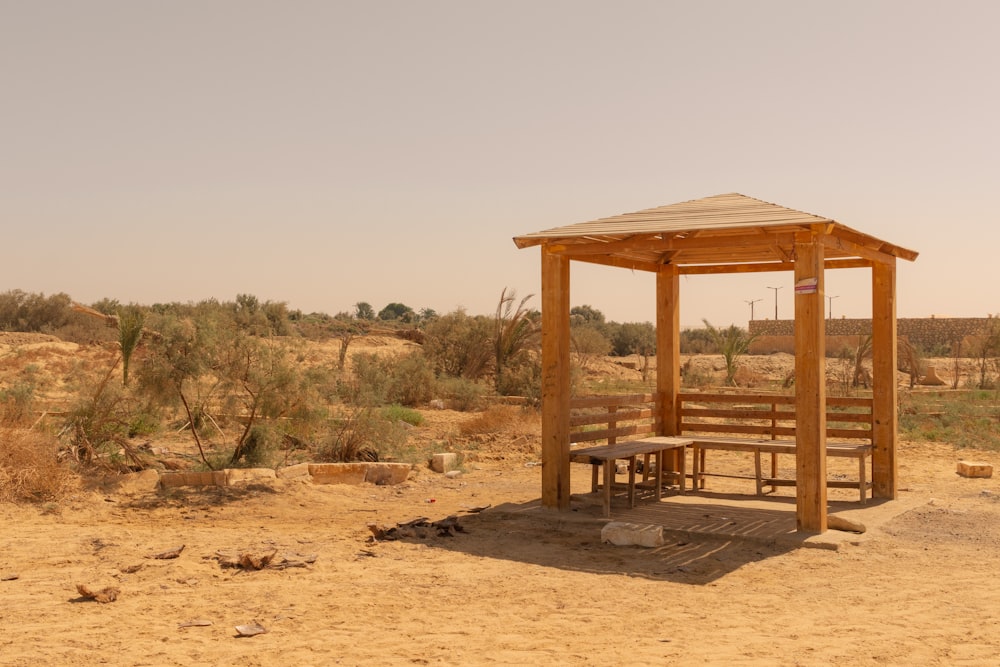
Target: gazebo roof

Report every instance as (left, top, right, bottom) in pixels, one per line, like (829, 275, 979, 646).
(514, 193, 918, 273)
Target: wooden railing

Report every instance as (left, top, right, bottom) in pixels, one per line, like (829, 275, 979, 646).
(677, 392, 873, 442)
(569, 393, 662, 446)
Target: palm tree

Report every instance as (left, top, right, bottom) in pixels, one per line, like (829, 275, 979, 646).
(703, 319, 758, 386)
(493, 288, 538, 393)
(117, 305, 145, 387)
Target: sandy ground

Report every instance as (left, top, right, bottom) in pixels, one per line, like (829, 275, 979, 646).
(3, 426, 1000, 666)
(3, 334, 1000, 665)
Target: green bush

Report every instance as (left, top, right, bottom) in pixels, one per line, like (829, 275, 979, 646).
(438, 377, 486, 411)
(496, 354, 541, 402)
(344, 352, 436, 407)
(388, 353, 435, 406)
(343, 353, 393, 405)
(316, 408, 408, 462)
(0, 381, 36, 426)
(382, 404, 424, 426)
(127, 411, 161, 438)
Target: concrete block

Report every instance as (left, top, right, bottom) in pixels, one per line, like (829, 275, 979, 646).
(958, 460, 993, 478)
(114, 469, 160, 494)
(431, 452, 459, 473)
(601, 521, 664, 548)
(275, 463, 312, 480)
(364, 463, 411, 486)
(225, 468, 277, 485)
(308, 463, 368, 485)
(159, 470, 227, 488)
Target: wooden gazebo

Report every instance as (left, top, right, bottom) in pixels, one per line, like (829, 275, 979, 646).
(513, 193, 918, 533)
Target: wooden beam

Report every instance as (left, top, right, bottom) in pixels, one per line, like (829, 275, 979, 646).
(680, 262, 792, 275)
(820, 233, 894, 266)
(552, 230, 799, 256)
(794, 233, 827, 533)
(656, 265, 681, 436)
(540, 248, 572, 510)
(545, 234, 665, 256)
(871, 258, 898, 498)
(570, 254, 662, 273)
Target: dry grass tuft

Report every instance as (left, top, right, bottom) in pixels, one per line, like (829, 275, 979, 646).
(459, 405, 538, 439)
(0, 428, 76, 503)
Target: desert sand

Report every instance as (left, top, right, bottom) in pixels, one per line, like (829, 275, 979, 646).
(2, 336, 1000, 665)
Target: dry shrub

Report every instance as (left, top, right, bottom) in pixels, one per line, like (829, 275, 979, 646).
(0, 428, 76, 503)
(459, 405, 538, 439)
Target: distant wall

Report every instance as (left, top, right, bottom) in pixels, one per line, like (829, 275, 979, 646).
(748, 317, 996, 355)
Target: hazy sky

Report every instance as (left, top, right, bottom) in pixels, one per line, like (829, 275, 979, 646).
(3, 1, 997, 327)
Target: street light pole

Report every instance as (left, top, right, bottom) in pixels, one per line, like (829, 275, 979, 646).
(745, 298, 762, 321)
(767, 286, 782, 320)
(827, 295, 839, 320)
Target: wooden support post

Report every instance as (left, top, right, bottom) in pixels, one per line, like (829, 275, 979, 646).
(656, 265, 681, 436)
(794, 233, 827, 533)
(540, 247, 571, 510)
(871, 259, 898, 498)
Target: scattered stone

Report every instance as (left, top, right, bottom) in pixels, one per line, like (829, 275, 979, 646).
(1, 573, 19, 581)
(461, 505, 491, 514)
(827, 515, 866, 534)
(216, 549, 278, 570)
(958, 460, 993, 478)
(147, 545, 185, 560)
(431, 452, 459, 473)
(601, 522, 664, 548)
(75, 583, 120, 603)
(234, 623, 267, 637)
(429, 399, 446, 409)
(444, 470, 463, 479)
(178, 620, 213, 629)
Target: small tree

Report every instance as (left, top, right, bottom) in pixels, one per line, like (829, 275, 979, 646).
(571, 325, 611, 370)
(971, 316, 1000, 389)
(611, 322, 656, 381)
(422, 309, 492, 379)
(703, 319, 758, 387)
(378, 302, 414, 322)
(355, 302, 375, 320)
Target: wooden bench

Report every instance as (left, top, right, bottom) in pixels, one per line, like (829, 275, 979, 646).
(679, 393, 874, 503)
(569, 437, 692, 517)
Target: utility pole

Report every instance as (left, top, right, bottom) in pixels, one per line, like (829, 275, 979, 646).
(767, 285, 782, 320)
(745, 298, 762, 321)
(827, 295, 839, 320)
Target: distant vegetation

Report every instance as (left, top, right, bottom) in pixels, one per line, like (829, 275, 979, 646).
(2, 288, 999, 496)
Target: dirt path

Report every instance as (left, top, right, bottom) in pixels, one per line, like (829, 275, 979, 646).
(3, 437, 999, 666)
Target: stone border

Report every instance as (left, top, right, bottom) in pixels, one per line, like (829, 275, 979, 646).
(155, 462, 412, 489)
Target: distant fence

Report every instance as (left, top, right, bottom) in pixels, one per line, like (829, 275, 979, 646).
(748, 317, 996, 355)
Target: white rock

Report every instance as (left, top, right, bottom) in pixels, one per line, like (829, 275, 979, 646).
(601, 522, 664, 548)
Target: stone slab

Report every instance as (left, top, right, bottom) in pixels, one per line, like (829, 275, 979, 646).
(275, 463, 312, 480)
(308, 463, 369, 485)
(431, 452, 459, 473)
(159, 470, 227, 488)
(225, 468, 277, 485)
(958, 460, 993, 478)
(364, 463, 411, 486)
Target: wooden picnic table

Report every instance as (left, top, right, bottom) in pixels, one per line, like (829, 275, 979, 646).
(569, 436, 693, 517)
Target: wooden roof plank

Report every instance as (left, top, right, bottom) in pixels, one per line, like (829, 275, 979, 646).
(514, 193, 918, 267)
